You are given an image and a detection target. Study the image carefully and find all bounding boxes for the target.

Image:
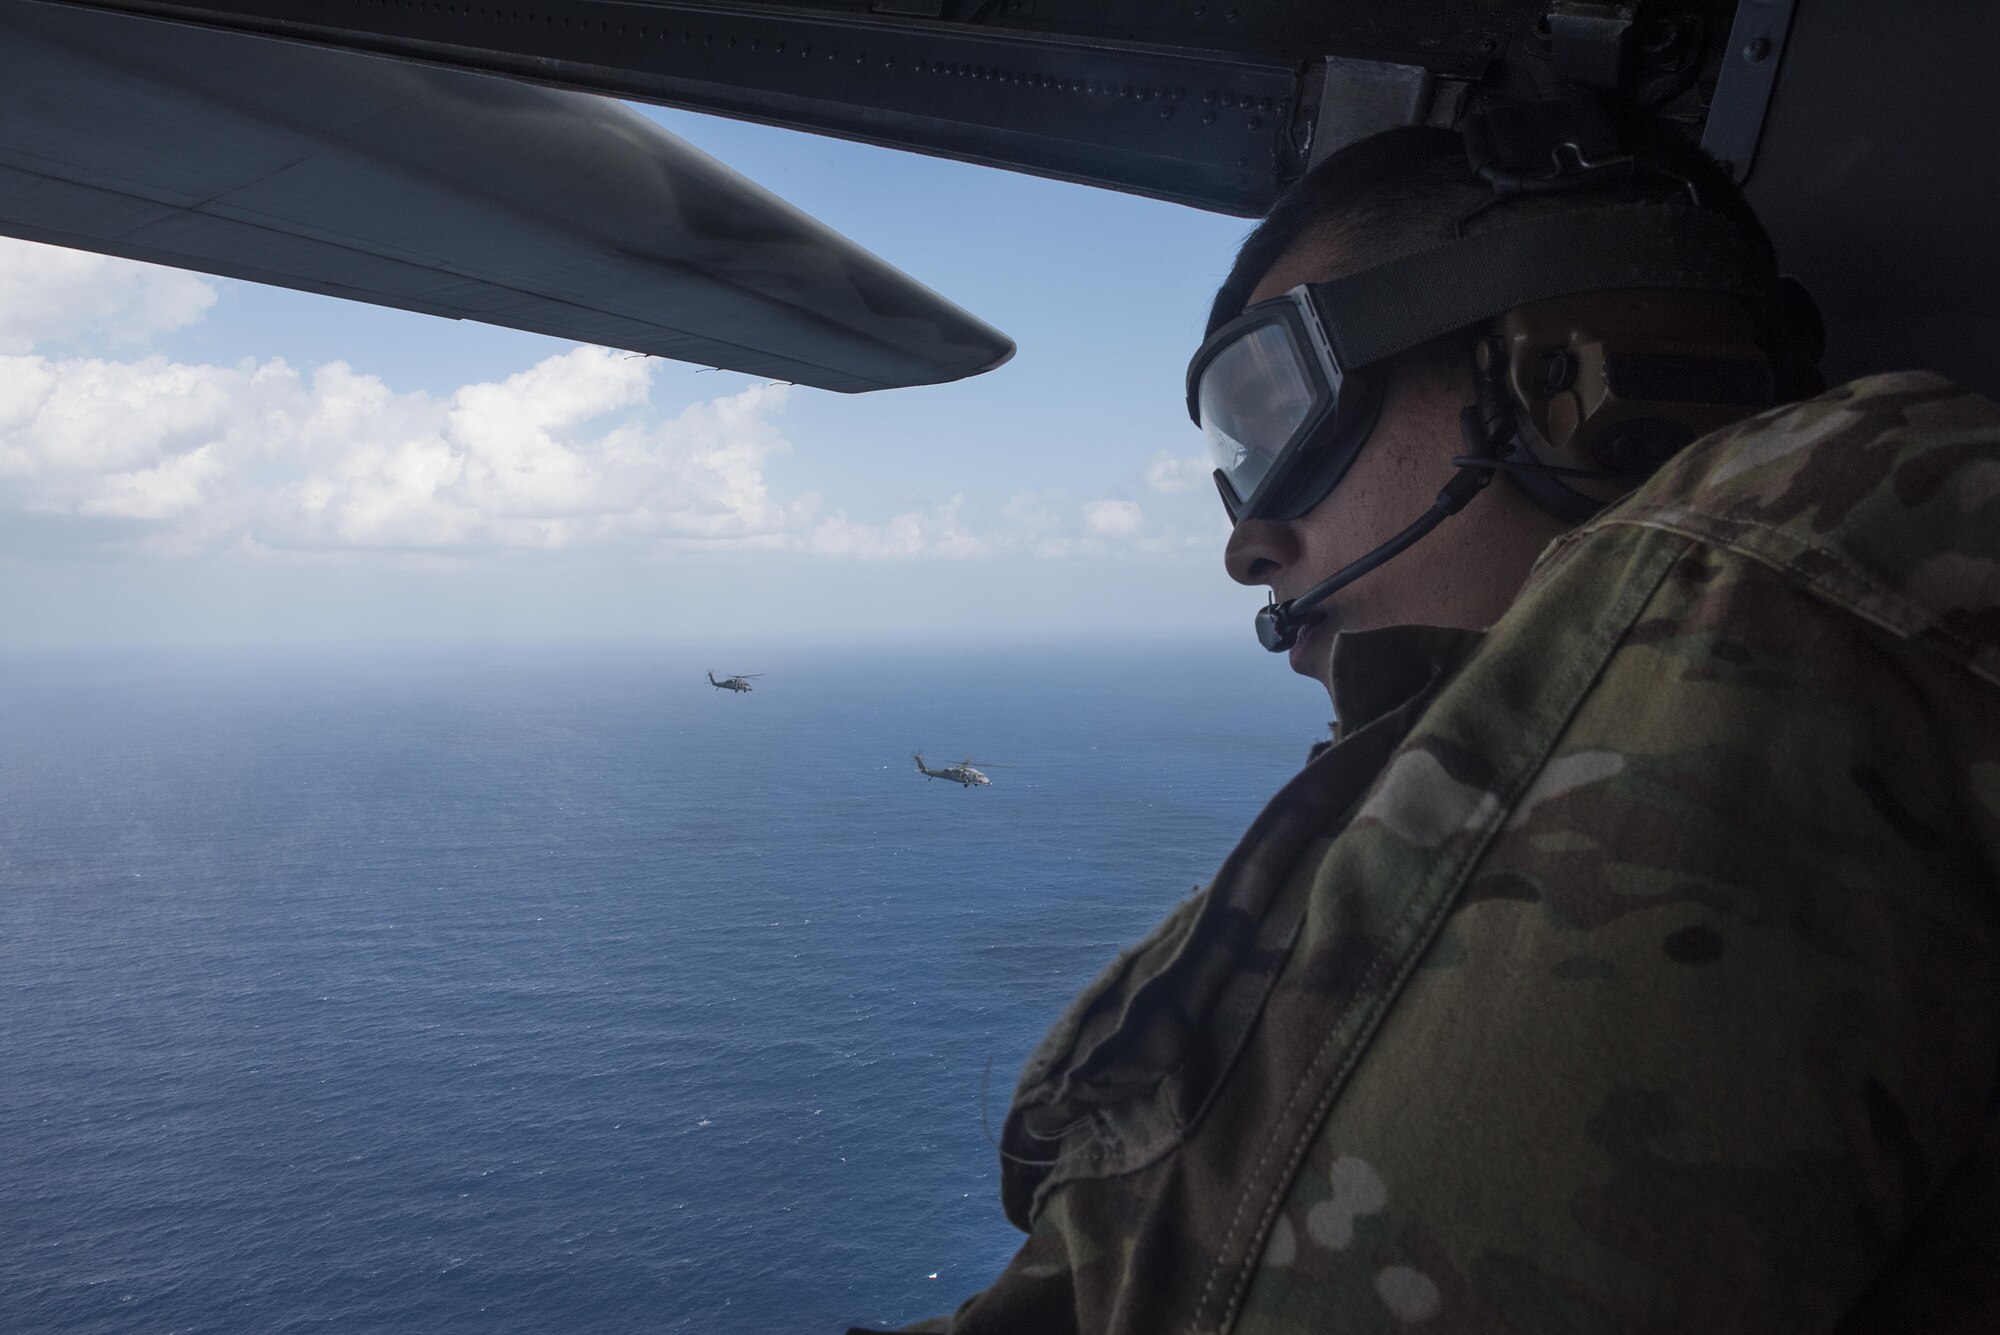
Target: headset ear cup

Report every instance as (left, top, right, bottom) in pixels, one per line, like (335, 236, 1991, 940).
(1771, 275, 1826, 400)
(1478, 341, 1608, 524)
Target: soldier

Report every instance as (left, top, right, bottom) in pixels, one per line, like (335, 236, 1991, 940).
(863, 109, 2000, 1333)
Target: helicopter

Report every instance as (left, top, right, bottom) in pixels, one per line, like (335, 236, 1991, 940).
(708, 672, 761, 694)
(913, 754, 1007, 789)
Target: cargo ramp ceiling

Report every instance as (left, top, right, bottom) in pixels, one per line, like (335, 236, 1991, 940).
(39, 0, 2000, 401)
(0, 0, 1015, 392)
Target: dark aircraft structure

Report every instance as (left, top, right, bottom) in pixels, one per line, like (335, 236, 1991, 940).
(9, 0, 1996, 406)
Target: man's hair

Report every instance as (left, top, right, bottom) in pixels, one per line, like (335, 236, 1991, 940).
(1206, 123, 1779, 339)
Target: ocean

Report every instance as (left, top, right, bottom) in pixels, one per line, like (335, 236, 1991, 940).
(0, 644, 1329, 1334)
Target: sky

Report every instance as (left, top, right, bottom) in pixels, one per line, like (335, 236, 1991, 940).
(0, 100, 1284, 658)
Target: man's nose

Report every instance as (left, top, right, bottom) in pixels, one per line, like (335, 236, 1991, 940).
(1224, 518, 1304, 587)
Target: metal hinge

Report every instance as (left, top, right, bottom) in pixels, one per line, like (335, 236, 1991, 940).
(1700, 0, 1800, 181)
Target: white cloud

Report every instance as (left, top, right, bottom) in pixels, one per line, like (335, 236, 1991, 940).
(0, 240, 1217, 568)
(78, 443, 225, 520)
(1146, 450, 1209, 494)
(995, 489, 1222, 560)
(0, 346, 1110, 564)
(806, 495, 988, 560)
(0, 346, 815, 554)
(1082, 499, 1144, 538)
(0, 239, 215, 353)
(1002, 489, 1067, 533)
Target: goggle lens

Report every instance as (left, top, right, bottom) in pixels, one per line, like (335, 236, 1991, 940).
(1195, 318, 1323, 510)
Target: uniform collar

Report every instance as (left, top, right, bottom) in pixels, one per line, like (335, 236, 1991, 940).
(1326, 624, 1486, 744)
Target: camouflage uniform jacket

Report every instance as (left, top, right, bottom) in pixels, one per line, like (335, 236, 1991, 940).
(864, 371, 2000, 1335)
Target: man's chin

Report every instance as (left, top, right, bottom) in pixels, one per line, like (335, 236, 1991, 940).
(1286, 615, 1335, 683)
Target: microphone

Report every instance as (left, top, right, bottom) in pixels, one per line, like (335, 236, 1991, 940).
(1254, 405, 1500, 653)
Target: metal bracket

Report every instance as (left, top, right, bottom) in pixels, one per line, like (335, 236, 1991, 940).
(1547, 1, 1638, 90)
(1308, 56, 1469, 167)
(1700, 0, 1799, 181)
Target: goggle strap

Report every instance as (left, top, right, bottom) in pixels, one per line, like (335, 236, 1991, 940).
(1314, 205, 1764, 372)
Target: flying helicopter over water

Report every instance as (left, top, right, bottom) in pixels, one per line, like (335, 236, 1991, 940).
(913, 754, 1008, 789)
(708, 672, 761, 694)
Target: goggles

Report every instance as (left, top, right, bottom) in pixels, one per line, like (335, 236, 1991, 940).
(1186, 289, 1384, 524)
(1185, 205, 1767, 525)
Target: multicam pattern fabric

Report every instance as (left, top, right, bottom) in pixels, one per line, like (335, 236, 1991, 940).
(856, 372, 2000, 1335)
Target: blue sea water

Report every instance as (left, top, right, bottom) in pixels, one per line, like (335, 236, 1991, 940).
(0, 644, 1328, 1334)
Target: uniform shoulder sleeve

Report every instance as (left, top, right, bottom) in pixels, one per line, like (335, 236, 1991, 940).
(1236, 529, 2000, 1333)
(1580, 371, 2000, 687)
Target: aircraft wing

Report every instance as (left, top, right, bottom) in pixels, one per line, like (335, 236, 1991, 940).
(0, 0, 1015, 392)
